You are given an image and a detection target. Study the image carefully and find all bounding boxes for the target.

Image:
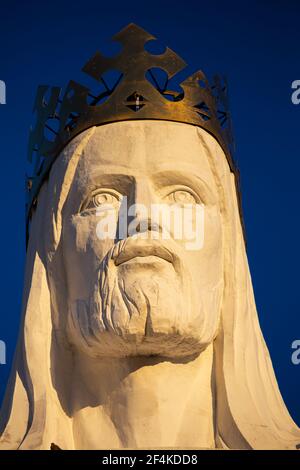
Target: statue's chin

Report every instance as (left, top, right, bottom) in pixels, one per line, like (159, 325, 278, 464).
(68, 288, 206, 359)
(67, 262, 208, 359)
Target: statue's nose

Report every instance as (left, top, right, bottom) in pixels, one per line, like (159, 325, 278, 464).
(135, 218, 160, 234)
(127, 178, 161, 236)
(132, 177, 155, 208)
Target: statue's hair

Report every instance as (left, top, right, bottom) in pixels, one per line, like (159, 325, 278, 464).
(0, 123, 299, 449)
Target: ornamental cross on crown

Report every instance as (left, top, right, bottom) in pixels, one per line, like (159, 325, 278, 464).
(26, 23, 236, 223)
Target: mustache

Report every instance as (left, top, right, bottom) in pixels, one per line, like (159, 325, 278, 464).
(114, 238, 173, 266)
(100, 235, 183, 271)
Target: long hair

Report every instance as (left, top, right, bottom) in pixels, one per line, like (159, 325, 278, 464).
(0, 124, 299, 449)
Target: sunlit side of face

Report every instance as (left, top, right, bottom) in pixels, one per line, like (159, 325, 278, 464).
(61, 121, 223, 359)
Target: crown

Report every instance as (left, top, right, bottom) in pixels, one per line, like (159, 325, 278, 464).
(26, 23, 239, 232)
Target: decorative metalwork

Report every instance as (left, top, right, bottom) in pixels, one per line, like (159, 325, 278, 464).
(26, 23, 241, 232)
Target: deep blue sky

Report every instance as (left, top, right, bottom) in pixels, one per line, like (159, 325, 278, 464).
(0, 0, 299, 426)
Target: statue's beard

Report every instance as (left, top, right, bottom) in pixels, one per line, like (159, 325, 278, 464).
(67, 238, 207, 359)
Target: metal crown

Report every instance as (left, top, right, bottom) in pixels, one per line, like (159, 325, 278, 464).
(26, 23, 238, 228)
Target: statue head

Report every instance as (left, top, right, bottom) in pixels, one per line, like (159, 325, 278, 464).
(63, 121, 223, 359)
(1, 24, 299, 450)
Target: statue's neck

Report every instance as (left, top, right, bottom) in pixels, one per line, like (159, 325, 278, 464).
(71, 345, 215, 449)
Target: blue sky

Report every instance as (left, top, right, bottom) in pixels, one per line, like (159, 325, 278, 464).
(0, 0, 299, 426)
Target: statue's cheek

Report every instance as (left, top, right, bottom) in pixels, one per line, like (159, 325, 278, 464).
(65, 213, 115, 259)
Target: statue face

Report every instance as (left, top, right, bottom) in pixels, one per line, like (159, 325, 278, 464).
(62, 121, 223, 358)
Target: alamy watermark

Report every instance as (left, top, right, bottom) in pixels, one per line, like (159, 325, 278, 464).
(0, 339, 6, 365)
(291, 340, 300, 365)
(0, 80, 7, 362)
(0, 80, 6, 104)
(95, 198, 205, 250)
(291, 80, 300, 104)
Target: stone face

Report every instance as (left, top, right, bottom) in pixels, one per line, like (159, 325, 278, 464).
(0, 121, 299, 450)
(63, 121, 223, 361)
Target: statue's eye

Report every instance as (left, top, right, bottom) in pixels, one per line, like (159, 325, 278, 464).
(167, 189, 197, 205)
(93, 192, 120, 207)
(82, 190, 122, 212)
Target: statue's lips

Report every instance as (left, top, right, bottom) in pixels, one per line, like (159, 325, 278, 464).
(114, 241, 174, 266)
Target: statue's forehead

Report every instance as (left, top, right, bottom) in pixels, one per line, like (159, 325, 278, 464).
(76, 121, 216, 186)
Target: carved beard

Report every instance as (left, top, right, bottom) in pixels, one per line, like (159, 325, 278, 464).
(67, 238, 206, 359)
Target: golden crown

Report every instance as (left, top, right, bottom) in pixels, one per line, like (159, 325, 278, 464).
(26, 23, 239, 229)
